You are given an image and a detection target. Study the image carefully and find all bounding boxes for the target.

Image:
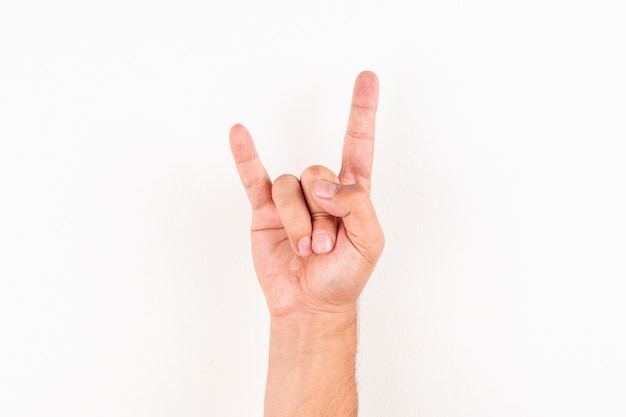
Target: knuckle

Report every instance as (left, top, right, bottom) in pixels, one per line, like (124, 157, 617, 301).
(242, 173, 268, 190)
(346, 129, 374, 141)
(351, 184, 370, 203)
(300, 165, 336, 182)
(271, 174, 300, 206)
(273, 173, 299, 186)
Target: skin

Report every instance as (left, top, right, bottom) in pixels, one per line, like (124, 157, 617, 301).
(229, 71, 384, 417)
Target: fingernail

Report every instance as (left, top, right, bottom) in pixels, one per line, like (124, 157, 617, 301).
(314, 231, 334, 253)
(313, 180, 338, 198)
(298, 236, 312, 256)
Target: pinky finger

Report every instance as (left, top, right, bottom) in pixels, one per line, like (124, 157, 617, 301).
(229, 124, 273, 210)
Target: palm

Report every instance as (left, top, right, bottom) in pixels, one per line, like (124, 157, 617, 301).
(250, 205, 371, 316)
(230, 71, 382, 317)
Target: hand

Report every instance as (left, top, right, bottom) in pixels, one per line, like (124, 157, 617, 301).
(229, 71, 384, 319)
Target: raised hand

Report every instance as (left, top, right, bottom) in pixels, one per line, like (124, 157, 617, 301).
(229, 71, 384, 319)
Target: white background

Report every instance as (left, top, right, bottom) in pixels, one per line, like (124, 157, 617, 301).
(1, 1, 625, 416)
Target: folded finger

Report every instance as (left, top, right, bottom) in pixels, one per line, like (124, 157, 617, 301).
(312, 180, 385, 264)
(300, 165, 339, 254)
(271, 174, 313, 257)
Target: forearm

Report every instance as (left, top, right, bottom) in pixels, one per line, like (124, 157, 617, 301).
(264, 309, 359, 417)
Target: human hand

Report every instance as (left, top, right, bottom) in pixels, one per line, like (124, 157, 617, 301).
(229, 71, 384, 319)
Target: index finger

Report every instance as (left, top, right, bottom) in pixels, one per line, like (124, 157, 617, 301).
(339, 71, 379, 189)
(229, 124, 273, 210)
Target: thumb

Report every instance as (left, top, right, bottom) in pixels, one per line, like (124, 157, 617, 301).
(311, 180, 385, 259)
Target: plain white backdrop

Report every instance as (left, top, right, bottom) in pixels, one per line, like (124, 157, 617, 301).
(1, 1, 625, 416)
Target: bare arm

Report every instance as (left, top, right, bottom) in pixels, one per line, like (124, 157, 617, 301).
(229, 71, 383, 417)
(265, 312, 358, 416)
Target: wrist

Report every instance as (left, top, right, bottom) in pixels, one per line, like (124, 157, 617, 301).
(265, 308, 359, 417)
(269, 306, 357, 330)
(269, 308, 357, 350)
